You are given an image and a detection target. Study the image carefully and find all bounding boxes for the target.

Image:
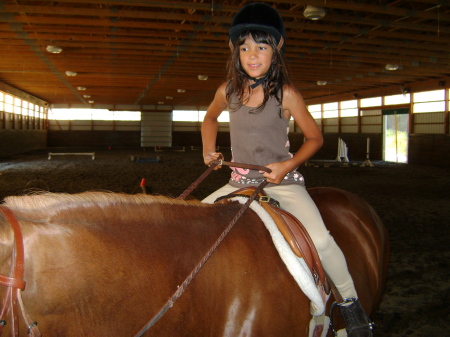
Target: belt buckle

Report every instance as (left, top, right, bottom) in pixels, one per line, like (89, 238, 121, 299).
(258, 196, 271, 203)
(258, 196, 281, 208)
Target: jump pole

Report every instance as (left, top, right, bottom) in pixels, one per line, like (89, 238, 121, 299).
(155, 146, 185, 152)
(48, 152, 95, 160)
(361, 138, 375, 167)
(130, 155, 162, 163)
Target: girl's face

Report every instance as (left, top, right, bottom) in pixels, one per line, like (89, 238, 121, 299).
(239, 35, 274, 80)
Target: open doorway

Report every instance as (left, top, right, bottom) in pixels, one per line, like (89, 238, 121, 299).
(382, 108, 409, 163)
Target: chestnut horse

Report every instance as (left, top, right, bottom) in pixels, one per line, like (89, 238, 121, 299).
(0, 187, 388, 337)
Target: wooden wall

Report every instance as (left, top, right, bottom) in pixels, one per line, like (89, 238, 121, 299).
(0, 129, 47, 157)
(409, 134, 450, 166)
(1, 123, 448, 167)
(45, 130, 382, 161)
(47, 131, 140, 148)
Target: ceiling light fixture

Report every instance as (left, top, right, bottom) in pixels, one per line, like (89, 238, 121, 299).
(198, 75, 208, 80)
(88, 100, 94, 104)
(385, 64, 399, 71)
(317, 80, 327, 86)
(83, 95, 91, 98)
(177, 89, 186, 93)
(158, 101, 164, 105)
(46, 45, 62, 54)
(166, 96, 173, 100)
(77, 86, 86, 91)
(304, 6, 326, 20)
(65, 71, 77, 76)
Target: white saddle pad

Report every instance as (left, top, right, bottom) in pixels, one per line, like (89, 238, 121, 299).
(231, 197, 326, 315)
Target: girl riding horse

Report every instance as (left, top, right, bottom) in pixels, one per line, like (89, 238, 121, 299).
(201, 3, 373, 336)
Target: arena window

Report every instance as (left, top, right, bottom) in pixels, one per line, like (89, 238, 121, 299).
(172, 110, 200, 121)
(384, 93, 410, 105)
(360, 96, 382, 108)
(323, 102, 338, 118)
(22, 101, 28, 116)
(39, 106, 45, 119)
(14, 97, 22, 114)
(173, 110, 229, 122)
(340, 100, 358, 117)
(307, 104, 321, 119)
(0, 90, 47, 130)
(48, 109, 141, 121)
(4, 94, 13, 113)
(413, 89, 445, 113)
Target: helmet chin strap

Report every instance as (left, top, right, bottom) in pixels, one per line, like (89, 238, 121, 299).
(247, 73, 269, 89)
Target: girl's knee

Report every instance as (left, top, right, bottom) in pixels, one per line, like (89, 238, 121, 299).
(311, 232, 337, 254)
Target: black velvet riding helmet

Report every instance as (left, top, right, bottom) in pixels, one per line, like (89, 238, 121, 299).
(229, 2, 286, 53)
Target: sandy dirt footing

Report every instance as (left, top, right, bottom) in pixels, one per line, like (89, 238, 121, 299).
(0, 147, 448, 337)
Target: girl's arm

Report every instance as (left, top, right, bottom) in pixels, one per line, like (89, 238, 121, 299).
(201, 82, 228, 166)
(263, 85, 323, 183)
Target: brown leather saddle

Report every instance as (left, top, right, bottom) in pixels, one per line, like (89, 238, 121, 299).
(215, 186, 330, 296)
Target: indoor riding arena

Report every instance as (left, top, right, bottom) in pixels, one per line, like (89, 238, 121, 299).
(0, 1, 449, 337)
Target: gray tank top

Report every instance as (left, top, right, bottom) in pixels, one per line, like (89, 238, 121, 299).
(227, 92, 305, 187)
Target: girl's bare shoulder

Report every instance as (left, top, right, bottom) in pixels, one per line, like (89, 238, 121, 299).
(282, 84, 301, 97)
(282, 84, 305, 106)
(215, 81, 229, 97)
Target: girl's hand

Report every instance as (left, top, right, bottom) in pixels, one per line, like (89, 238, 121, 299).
(203, 152, 223, 169)
(260, 161, 290, 184)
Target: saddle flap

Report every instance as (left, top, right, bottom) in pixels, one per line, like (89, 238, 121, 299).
(216, 187, 327, 290)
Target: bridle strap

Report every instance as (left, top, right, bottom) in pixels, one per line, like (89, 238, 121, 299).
(0, 206, 41, 337)
(0, 206, 25, 337)
(0, 276, 25, 290)
(0, 207, 25, 290)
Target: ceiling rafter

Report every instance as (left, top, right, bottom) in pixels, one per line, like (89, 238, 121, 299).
(0, 0, 448, 107)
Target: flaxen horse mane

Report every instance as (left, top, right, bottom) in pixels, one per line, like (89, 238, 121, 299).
(2, 191, 207, 221)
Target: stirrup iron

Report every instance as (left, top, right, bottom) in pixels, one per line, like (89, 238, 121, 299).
(330, 297, 374, 337)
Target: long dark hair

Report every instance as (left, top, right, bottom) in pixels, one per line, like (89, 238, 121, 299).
(226, 30, 291, 114)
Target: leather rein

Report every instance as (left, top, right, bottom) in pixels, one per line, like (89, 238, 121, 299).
(0, 206, 41, 337)
(134, 157, 271, 337)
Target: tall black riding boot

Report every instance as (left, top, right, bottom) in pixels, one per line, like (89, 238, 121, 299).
(331, 297, 374, 337)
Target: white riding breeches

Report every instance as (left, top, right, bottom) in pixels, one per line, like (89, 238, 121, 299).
(202, 183, 358, 299)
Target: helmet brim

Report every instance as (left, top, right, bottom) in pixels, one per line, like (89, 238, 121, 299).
(229, 24, 282, 47)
